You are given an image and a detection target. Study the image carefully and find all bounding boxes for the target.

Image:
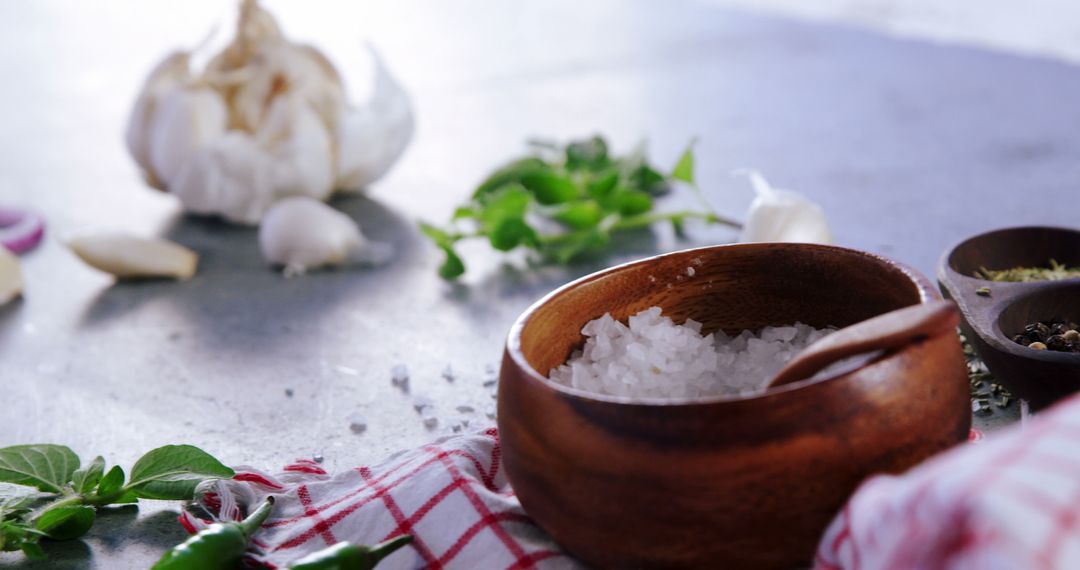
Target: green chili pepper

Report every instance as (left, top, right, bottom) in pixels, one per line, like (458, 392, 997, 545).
(151, 496, 275, 570)
(289, 535, 413, 570)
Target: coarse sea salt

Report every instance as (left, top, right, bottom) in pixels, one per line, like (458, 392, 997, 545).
(548, 306, 840, 399)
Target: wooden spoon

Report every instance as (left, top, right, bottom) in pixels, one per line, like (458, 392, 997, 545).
(767, 300, 960, 389)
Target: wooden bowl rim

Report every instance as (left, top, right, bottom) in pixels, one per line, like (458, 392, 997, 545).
(939, 225, 1080, 284)
(506, 243, 937, 407)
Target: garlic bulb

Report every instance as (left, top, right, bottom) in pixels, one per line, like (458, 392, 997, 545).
(126, 0, 414, 224)
(0, 246, 23, 306)
(738, 171, 833, 244)
(68, 233, 198, 280)
(259, 196, 392, 277)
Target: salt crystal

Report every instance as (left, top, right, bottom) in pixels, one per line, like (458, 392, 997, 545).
(482, 378, 497, 388)
(549, 307, 841, 400)
(412, 395, 434, 411)
(391, 364, 409, 385)
(456, 405, 475, 414)
(347, 412, 367, 434)
(420, 406, 438, 428)
(442, 364, 455, 382)
(686, 267, 696, 277)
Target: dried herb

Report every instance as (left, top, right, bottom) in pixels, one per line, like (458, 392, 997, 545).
(975, 259, 1080, 282)
(960, 332, 1013, 412)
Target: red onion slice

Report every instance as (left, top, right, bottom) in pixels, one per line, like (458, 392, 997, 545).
(0, 208, 45, 254)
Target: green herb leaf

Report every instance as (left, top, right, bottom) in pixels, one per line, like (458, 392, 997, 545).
(94, 466, 124, 501)
(553, 202, 604, 230)
(20, 540, 45, 560)
(491, 219, 539, 251)
(437, 246, 465, 280)
(615, 191, 653, 216)
(0, 445, 80, 493)
(473, 157, 548, 197)
(71, 456, 105, 495)
(671, 144, 695, 184)
(565, 136, 610, 171)
(35, 506, 95, 540)
(125, 445, 234, 501)
(520, 172, 579, 205)
(586, 170, 619, 200)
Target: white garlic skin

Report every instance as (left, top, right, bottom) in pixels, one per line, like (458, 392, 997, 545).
(68, 233, 198, 280)
(738, 171, 832, 244)
(259, 197, 391, 276)
(125, 0, 414, 224)
(0, 246, 23, 306)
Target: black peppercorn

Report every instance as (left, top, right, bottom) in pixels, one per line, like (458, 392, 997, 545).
(1051, 323, 1069, 336)
(1012, 334, 1032, 347)
(1047, 335, 1069, 351)
(1025, 322, 1051, 342)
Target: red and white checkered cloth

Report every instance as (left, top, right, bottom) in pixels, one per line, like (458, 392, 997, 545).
(815, 393, 1080, 570)
(180, 427, 579, 569)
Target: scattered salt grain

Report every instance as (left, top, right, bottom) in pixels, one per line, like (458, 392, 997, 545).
(456, 405, 475, 414)
(347, 412, 367, 434)
(391, 363, 409, 386)
(482, 378, 497, 388)
(686, 267, 696, 277)
(442, 364, 455, 382)
(420, 406, 438, 428)
(412, 395, 434, 412)
(549, 307, 841, 400)
(313, 453, 324, 463)
(284, 388, 294, 397)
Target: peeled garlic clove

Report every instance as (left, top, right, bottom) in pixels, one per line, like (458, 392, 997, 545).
(334, 47, 415, 191)
(0, 246, 23, 306)
(738, 171, 832, 244)
(148, 86, 229, 188)
(68, 233, 198, 280)
(125, 51, 195, 188)
(259, 196, 392, 276)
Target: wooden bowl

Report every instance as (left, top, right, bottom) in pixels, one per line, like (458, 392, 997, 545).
(938, 226, 1080, 410)
(498, 243, 970, 569)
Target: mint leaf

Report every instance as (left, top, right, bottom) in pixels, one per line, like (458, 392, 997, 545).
(94, 465, 124, 501)
(71, 456, 105, 495)
(0, 445, 80, 493)
(587, 171, 619, 200)
(479, 186, 531, 226)
(671, 144, 695, 184)
(35, 506, 95, 540)
(125, 445, 233, 501)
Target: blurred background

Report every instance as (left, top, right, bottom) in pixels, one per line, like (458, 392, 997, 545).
(1, 1, 1078, 567)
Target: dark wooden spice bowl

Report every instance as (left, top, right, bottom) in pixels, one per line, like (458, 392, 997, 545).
(499, 243, 970, 569)
(938, 226, 1080, 410)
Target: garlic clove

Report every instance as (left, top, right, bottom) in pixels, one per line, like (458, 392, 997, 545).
(226, 42, 346, 134)
(147, 86, 229, 188)
(738, 171, 832, 244)
(258, 196, 392, 276)
(334, 46, 415, 191)
(68, 233, 198, 280)
(0, 246, 24, 306)
(125, 51, 195, 189)
(171, 93, 335, 225)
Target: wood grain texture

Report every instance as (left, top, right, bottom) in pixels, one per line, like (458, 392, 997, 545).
(938, 226, 1080, 410)
(499, 243, 970, 569)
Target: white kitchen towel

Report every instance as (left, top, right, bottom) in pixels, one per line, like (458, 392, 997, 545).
(180, 426, 579, 569)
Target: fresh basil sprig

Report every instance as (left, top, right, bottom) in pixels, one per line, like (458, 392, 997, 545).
(0, 444, 233, 559)
(420, 135, 740, 279)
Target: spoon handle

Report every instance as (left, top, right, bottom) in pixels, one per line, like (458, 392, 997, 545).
(767, 300, 960, 389)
